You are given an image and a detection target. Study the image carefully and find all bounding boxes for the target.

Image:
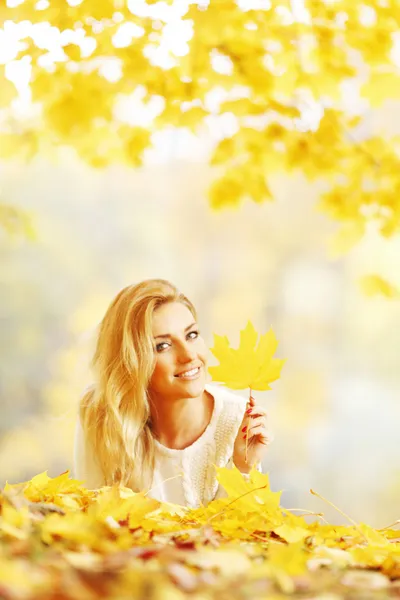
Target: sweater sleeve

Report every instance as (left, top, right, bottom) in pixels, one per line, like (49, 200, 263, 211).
(73, 416, 105, 490)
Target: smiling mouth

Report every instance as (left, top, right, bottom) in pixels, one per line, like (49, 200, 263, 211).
(175, 366, 201, 379)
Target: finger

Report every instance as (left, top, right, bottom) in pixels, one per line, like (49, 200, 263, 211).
(242, 416, 265, 433)
(241, 405, 266, 431)
(242, 418, 267, 439)
(246, 405, 268, 418)
(247, 424, 271, 443)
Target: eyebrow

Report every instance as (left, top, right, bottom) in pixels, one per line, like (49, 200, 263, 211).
(154, 322, 197, 339)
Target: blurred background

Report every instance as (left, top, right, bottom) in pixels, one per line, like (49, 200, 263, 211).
(1, 0, 399, 527)
(2, 152, 399, 527)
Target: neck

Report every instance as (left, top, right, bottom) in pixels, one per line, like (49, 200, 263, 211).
(149, 389, 214, 450)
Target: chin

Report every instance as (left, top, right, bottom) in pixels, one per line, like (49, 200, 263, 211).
(188, 381, 206, 397)
(177, 374, 206, 397)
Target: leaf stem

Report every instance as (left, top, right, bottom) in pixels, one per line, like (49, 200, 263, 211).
(377, 519, 400, 531)
(145, 473, 183, 497)
(283, 507, 328, 524)
(245, 387, 251, 463)
(206, 484, 269, 524)
(309, 489, 357, 527)
(310, 488, 367, 541)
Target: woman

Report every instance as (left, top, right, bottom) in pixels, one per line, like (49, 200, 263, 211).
(74, 279, 272, 508)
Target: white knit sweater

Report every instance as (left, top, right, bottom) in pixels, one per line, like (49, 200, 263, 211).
(74, 383, 263, 508)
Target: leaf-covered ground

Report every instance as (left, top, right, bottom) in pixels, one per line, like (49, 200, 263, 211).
(0, 468, 399, 599)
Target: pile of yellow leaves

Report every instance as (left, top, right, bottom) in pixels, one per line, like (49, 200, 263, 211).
(1, 469, 399, 599)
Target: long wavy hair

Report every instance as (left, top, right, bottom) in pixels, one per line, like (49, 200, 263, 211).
(79, 279, 196, 492)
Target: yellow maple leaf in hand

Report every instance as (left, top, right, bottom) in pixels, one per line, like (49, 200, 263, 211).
(208, 321, 285, 391)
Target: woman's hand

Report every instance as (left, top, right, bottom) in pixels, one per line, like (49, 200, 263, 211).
(232, 395, 272, 474)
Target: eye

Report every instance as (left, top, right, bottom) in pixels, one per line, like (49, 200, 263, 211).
(187, 330, 199, 340)
(155, 341, 170, 352)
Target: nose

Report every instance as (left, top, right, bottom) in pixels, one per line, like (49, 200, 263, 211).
(176, 340, 196, 363)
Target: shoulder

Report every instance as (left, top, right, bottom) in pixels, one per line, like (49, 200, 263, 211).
(206, 382, 247, 405)
(78, 384, 96, 422)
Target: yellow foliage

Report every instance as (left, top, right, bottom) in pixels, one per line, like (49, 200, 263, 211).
(62, 43, 82, 62)
(1, 0, 400, 251)
(361, 72, 400, 107)
(0, 67, 17, 107)
(216, 466, 282, 517)
(90, 486, 160, 528)
(328, 221, 365, 258)
(274, 522, 310, 544)
(0, 204, 35, 239)
(359, 274, 400, 298)
(268, 540, 309, 576)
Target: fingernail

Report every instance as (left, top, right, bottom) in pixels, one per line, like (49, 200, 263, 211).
(246, 408, 252, 414)
(243, 434, 246, 439)
(242, 426, 247, 432)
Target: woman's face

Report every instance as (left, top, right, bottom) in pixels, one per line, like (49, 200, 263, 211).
(148, 301, 207, 400)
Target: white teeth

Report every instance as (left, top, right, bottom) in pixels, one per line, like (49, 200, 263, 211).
(178, 367, 200, 378)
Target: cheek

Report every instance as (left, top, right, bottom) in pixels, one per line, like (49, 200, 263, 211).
(150, 355, 173, 387)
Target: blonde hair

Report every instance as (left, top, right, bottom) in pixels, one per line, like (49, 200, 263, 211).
(79, 279, 196, 492)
